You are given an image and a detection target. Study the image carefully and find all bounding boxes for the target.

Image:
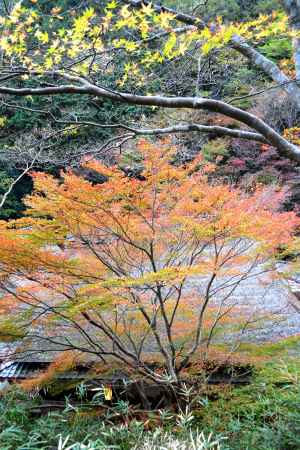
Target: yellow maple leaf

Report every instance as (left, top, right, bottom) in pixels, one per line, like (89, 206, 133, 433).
(120, 5, 131, 19)
(141, 2, 153, 16)
(35, 30, 49, 44)
(106, 0, 118, 9)
(158, 11, 175, 28)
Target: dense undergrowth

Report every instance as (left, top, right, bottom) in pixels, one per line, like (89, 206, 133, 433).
(1, 360, 300, 450)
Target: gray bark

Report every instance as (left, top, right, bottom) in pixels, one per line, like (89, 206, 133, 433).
(0, 75, 299, 161)
(282, 1, 300, 81)
(128, 123, 268, 143)
(231, 36, 300, 105)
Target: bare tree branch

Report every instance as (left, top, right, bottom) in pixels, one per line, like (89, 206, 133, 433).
(0, 151, 41, 209)
(120, 123, 267, 143)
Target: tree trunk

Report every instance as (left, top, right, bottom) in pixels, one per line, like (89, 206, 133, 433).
(282, 1, 300, 81)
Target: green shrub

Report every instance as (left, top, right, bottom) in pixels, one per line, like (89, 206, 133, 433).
(166, 0, 282, 22)
(1, 361, 300, 449)
(202, 139, 230, 163)
(259, 38, 292, 62)
(200, 361, 300, 450)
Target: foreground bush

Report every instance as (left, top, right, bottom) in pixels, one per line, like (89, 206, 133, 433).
(1, 361, 300, 449)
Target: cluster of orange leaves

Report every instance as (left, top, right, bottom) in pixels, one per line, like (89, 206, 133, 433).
(0, 140, 299, 383)
(283, 127, 300, 145)
(21, 351, 81, 392)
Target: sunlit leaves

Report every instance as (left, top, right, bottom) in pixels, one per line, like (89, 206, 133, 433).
(34, 30, 49, 44)
(106, 0, 118, 10)
(0, 0, 293, 82)
(163, 32, 177, 58)
(155, 11, 175, 29)
(73, 7, 95, 40)
(283, 127, 300, 145)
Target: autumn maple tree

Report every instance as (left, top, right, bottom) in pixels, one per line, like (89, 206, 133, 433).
(0, 140, 298, 384)
(1, 0, 300, 171)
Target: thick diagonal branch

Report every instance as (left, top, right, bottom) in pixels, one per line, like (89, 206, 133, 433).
(0, 75, 297, 160)
(2, 100, 266, 142)
(230, 36, 300, 105)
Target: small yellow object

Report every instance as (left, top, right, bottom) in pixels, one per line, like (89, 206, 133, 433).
(103, 385, 112, 400)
